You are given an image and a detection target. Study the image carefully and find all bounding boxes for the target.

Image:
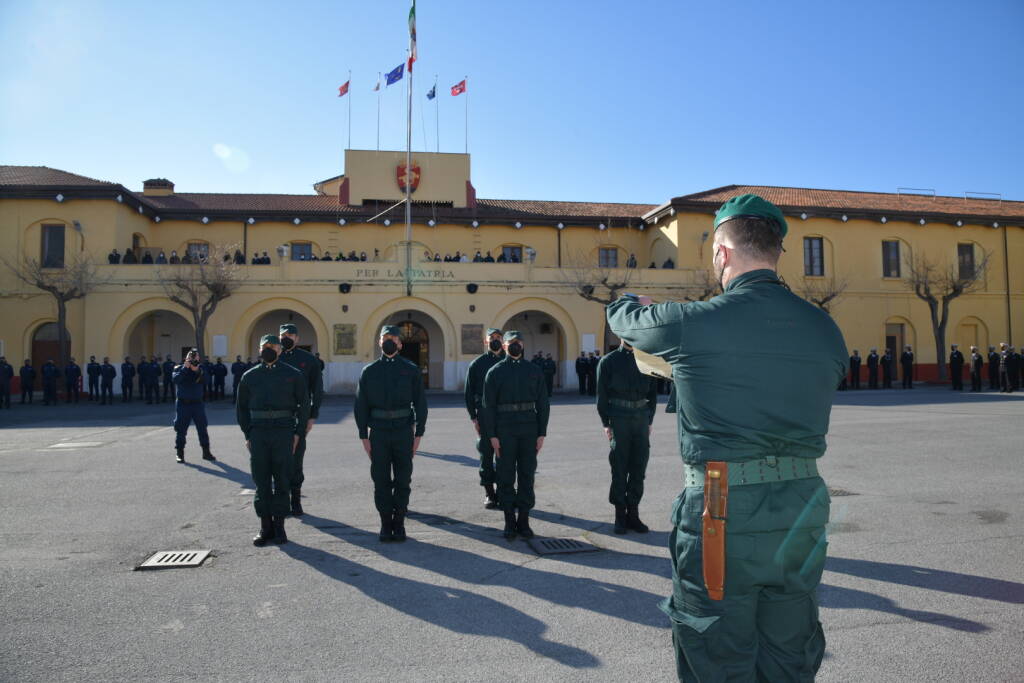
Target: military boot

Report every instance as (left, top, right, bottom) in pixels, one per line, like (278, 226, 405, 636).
(201, 446, 216, 461)
(626, 505, 649, 533)
(392, 511, 407, 542)
(175, 447, 185, 464)
(272, 516, 288, 544)
(516, 508, 535, 539)
(252, 516, 275, 546)
(290, 489, 304, 516)
(614, 506, 629, 534)
(483, 483, 499, 509)
(378, 512, 393, 542)
(503, 510, 518, 540)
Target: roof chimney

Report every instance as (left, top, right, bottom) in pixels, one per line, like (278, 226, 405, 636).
(142, 178, 174, 196)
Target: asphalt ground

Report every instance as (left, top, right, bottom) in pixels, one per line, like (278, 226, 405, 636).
(0, 386, 1022, 682)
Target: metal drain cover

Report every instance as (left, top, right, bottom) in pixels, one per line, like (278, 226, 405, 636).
(136, 550, 211, 570)
(528, 537, 599, 556)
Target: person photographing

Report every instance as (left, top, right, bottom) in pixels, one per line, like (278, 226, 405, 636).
(172, 349, 215, 463)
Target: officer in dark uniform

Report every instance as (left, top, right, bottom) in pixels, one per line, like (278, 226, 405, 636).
(1012, 346, 1022, 391)
(236, 335, 311, 546)
(597, 341, 658, 534)
(464, 327, 505, 508)
(0, 356, 13, 409)
(63, 357, 81, 403)
(86, 356, 101, 400)
(880, 349, 894, 389)
(988, 345, 1000, 390)
(161, 355, 176, 402)
(607, 194, 846, 681)
(969, 345, 984, 392)
(99, 357, 116, 404)
(136, 356, 148, 401)
(355, 325, 428, 542)
(866, 348, 879, 389)
(848, 350, 861, 389)
(481, 330, 551, 540)
(998, 343, 1012, 392)
(120, 357, 135, 401)
(575, 352, 588, 394)
(172, 349, 216, 463)
(900, 345, 915, 388)
(41, 360, 60, 406)
(201, 359, 214, 400)
(542, 353, 556, 397)
(278, 323, 323, 516)
(20, 359, 36, 403)
(948, 344, 965, 390)
(212, 358, 228, 400)
(588, 352, 600, 396)
(231, 355, 247, 401)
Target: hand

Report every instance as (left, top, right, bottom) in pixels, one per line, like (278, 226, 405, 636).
(637, 295, 654, 306)
(604, 427, 612, 440)
(536, 436, 545, 453)
(245, 440, 251, 452)
(292, 435, 299, 454)
(305, 418, 316, 435)
(412, 436, 421, 456)
(472, 418, 480, 435)
(490, 437, 500, 458)
(362, 438, 372, 460)
(649, 425, 653, 436)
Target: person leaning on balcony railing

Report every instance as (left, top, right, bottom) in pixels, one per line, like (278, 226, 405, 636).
(627, 253, 637, 268)
(169, 251, 180, 264)
(156, 251, 167, 264)
(123, 248, 137, 264)
(107, 248, 121, 264)
(141, 250, 154, 264)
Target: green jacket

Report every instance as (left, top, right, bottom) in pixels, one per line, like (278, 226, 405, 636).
(606, 269, 847, 463)
(236, 361, 311, 439)
(464, 350, 504, 419)
(354, 355, 427, 439)
(280, 346, 324, 419)
(480, 357, 550, 439)
(596, 346, 658, 427)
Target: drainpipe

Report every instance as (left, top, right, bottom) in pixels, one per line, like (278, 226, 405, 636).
(1004, 225, 1012, 345)
(557, 225, 562, 267)
(242, 221, 248, 259)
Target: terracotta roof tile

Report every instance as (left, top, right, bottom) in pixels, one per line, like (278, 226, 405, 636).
(0, 165, 116, 187)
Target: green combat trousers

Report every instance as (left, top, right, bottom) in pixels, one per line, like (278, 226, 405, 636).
(496, 426, 538, 511)
(663, 476, 830, 682)
(249, 427, 293, 518)
(476, 434, 496, 487)
(608, 413, 650, 507)
(370, 428, 414, 513)
(291, 433, 307, 492)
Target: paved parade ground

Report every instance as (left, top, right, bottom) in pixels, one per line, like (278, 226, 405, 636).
(1, 387, 1022, 682)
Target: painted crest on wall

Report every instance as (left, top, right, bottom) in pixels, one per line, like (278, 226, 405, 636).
(397, 164, 421, 193)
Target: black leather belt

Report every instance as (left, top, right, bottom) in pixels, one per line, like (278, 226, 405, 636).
(498, 402, 535, 412)
(371, 408, 411, 419)
(250, 409, 293, 418)
(610, 398, 649, 409)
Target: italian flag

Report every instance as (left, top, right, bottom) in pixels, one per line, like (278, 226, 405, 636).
(407, 0, 417, 72)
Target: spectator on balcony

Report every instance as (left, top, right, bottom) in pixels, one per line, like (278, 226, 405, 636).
(525, 247, 536, 263)
(234, 249, 245, 265)
(662, 257, 675, 269)
(107, 249, 121, 264)
(251, 252, 260, 264)
(627, 253, 637, 268)
(123, 248, 138, 264)
(473, 251, 483, 262)
(223, 252, 232, 263)
(156, 251, 167, 264)
(433, 253, 441, 262)
(141, 251, 154, 264)
(336, 252, 346, 261)
(347, 250, 358, 261)
(181, 252, 193, 265)
(510, 252, 521, 264)
(496, 252, 506, 263)
(483, 251, 495, 263)
(261, 251, 271, 264)
(422, 250, 432, 262)
(169, 250, 180, 264)
(648, 261, 657, 268)
(323, 251, 333, 261)
(360, 251, 368, 261)
(374, 248, 380, 261)
(460, 252, 470, 263)
(310, 254, 319, 261)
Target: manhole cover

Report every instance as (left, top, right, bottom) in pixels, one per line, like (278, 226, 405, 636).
(528, 537, 600, 556)
(136, 550, 211, 570)
(828, 487, 857, 497)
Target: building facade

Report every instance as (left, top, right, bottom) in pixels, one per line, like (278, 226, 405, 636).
(1, 151, 1021, 392)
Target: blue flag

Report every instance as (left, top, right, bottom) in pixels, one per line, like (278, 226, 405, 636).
(426, 84, 436, 100)
(385, 63, 404, 86)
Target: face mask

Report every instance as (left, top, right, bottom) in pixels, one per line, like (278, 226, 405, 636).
(261, 348, 278, 363)
(508, 342, 523, 358)
(382, 339, 398, 356)
(488, 339, 502, 352)
(281, 337, 295, 350)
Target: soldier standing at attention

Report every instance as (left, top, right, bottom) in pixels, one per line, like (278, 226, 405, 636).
(120, 357, 135, 402)
(64, 357, 82, 403)
(575, 352, 588, 394)
(86, 356, 101, 401)
(998, 343, 1013, 392)
(866, 348, 879, 389)
(542, 353, 557, 397)
(41, 360, 60, 406)
(202, 358, 215, 400)
(136, 356, 148, 402)
(596, 341, 658, 534)
(237, 335, 310, 547)
(20, 359, 36, 404)
(607, 194, 846, 681)
(848, 350, 861, 389)
(355, 325, 427, 542)
(880, 349, 894, 389)
(172, 350, 216, 463)
(99, 357, 116, 405)
(465, 327, 505, 508)
(900, 345, 915, 388)
(231, 355, 247, 401)
(278, 323, 323, 516)
(0, 356, 13, 409)
(212, 358, 228, 400)
(161, 355, 176, 403)
(969, 346, 984, 392)
(987, 345, 1000, 390)
(948, 344, 965, 390)
(481, 330, 550, 540)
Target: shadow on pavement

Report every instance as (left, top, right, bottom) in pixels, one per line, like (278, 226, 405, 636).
(529, 508, 670, 549)
(415, 450, 479, 468)
(826, 556, 1024, 604)
(182, 459, 253, 488)
(818, 583, 989, 632)
(831, 386, 1023, 407)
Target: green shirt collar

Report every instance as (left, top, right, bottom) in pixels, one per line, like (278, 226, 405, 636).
(724, 268, 780, 294)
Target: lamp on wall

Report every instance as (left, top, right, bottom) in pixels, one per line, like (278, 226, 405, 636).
(339, 283, 351, 294)
(880, 216, 887, 224)
(248, 217, 256, 225)
(338, 218, 346, 226)
(466, 283, 478, 294)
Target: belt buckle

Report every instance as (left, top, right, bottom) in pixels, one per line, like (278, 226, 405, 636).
(765, 455, 778, 468)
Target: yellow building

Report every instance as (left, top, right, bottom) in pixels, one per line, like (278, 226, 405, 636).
(1, 151, 1021, 391)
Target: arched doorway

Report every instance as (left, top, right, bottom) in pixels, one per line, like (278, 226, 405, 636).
(126, 310, 195, 361)
(955, 316, 989, 353)
(501, 310, 566, 388)
(379, 310, 446, 389)
(32, 322, 70, 368)
(247, 310, 319, 356)
(884, 316, 916, 380)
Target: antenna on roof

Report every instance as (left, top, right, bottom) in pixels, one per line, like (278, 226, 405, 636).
(964, 191, 1001, 204)
(896, 187, 935, 197)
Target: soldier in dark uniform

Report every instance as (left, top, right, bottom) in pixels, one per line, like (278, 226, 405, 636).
(236, 335, 311, 547)
(63, 357, 81, 402)
(542, 353, 557, 397)
(575, 352, 588, 394)
(0, 356, 12, 409)
(136, 356, 148, 401)
(278, 323, 323, 516)
(848, 350, 861, 389)
(202, 359, 214, 400)
(99, 357, 116, 404)
(880, 349, 894, 389)
(212, 358, 228, 400)
(314, 352, 325, 372)
(41, 360, 60, 406)
(597, 342, 658, 534)
(607, 193, 846, 681)
(481, 330, 550, 540)
(1011, 346, 1022, 391)
(987, 345, 1000, 390)
(900, 345, 915, 388)
(86, 356, 101, 401)
(998, 343, 1012, 392)
(589, 351, 601, 396)
(464, 327, 505, 508)
(355, 325, 428, 542)
(161, 355, 176, 402)
(948, 344, 965, 390)
(231, 355, 247, 401)
(969, 345, 984, 392)
(172, 349, 216, 463)
(120, 357, 135, 401)
(20, 359, 36, 403)
(866, 348, 879, 389)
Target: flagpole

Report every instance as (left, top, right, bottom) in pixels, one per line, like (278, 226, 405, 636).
(434, 74, 439, 152)
(464, 75, 469, 154)
(347, 70, 352, 151)
(405, 53, 414, 297)
(376, 72, 381, 152)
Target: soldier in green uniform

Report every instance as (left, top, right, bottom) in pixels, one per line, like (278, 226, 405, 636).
(607, 194, 847, 681)
(597, 342, 658, 535)
(278, 322, 324, 516)
(481, 330, 551, 540)
(236, 335, 311, 547)
(464, 327, 505, 509)
(354, 325, 428, 542)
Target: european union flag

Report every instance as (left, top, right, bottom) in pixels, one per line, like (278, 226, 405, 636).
(426, 84, 436, 100)
(385, 63, 404, 86)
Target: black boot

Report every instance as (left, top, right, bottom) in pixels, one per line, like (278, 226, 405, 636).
(392, 510, 407, 542)
(516, 508, 535, 539)
(503, 510, 518, 540)
(290, 489, 304, 516)
(379, 512, 393, 542)
(272, 516, 288, 544)
(252, 516, 275, 546)
(614, 506, 629, 534)
(483, 483, 499, 509)
(626, 505, 649, 533)
(175, 447, 185, 464)
(201, 446, 216, 461)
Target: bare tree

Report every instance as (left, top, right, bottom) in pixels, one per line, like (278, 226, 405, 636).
(155, 244, 244, 358)
(3, 254, 104, 367)
(657, 269, 721, 303)
(796, 275, 849, 315)
(903, 248, 991, 381)
(560, 246, 635, 305)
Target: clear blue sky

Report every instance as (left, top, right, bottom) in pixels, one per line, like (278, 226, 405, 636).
(2, 0, 1022, 204)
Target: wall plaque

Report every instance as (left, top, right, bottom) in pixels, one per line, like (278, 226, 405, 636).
(334, 323, 357, 356)
(461, 324, 484, 355)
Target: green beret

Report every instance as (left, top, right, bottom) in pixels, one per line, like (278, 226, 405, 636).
(380, 325, 402, 337)
(503, 330, 523, 343)
(260, 334, 280, 346)
(486, 328, 502, 337)
(279, 323, 299, 334)
(713, 193, 788, 238)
